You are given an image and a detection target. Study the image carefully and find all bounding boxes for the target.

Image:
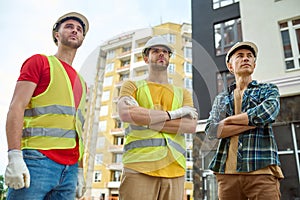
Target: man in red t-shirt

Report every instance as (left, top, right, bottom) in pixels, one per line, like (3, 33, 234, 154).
(5, 12, 89, 200)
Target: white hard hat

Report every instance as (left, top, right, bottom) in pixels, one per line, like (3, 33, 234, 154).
(142, 36, 173, 57)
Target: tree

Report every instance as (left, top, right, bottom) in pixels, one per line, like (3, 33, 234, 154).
(0, 175, 7, 200)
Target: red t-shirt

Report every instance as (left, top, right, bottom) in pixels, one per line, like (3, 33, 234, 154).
(18, 54, 82, 165)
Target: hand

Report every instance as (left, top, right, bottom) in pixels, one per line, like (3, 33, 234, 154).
(124, 96, 139, 106)
(167, 106, 198, 120)
(5, 150, 30, 189)
(76, 168, 86, 198)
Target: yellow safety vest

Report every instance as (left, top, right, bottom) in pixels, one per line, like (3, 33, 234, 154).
(123, 80, 186, 170)
(22, 55, 86, 160)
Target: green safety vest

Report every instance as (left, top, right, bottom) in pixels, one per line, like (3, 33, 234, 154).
(123, 80, 186, 170)
(22, 55, 86, 160)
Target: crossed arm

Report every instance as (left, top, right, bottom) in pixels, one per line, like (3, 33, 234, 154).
(117, 96, 198, 134)
(216, 113, 255, 138)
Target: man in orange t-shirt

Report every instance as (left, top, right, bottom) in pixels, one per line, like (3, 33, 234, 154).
(118, 36, 198, 200)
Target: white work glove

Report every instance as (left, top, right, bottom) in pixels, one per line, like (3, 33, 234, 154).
(5, 150, 30, 189)
(76, 168, 86, 198)
(167, 106, 198, 120)
(124, 96, 139, 106)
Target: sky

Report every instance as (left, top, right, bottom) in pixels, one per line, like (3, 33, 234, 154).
(0, 0, 191, 175)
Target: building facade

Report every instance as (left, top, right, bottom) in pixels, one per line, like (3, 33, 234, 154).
(192, 0, 300, 199)
(82, 22, 195, 200)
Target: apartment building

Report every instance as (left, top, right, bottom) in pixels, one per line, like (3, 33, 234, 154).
(82, 22, 194, 200)
(192, 0, 300, 199)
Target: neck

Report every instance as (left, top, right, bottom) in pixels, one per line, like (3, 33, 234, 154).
(235, 75, 252, 90)
(54, 46, 77, 66)
(147, 67, 168, 84)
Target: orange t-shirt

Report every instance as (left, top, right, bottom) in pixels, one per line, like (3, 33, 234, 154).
(120, 80, 193, 177)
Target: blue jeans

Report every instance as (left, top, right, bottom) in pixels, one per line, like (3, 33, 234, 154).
(7, 150, 78, 200)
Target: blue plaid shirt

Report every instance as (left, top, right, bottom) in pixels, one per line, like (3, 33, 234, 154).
(205, 80, 281, 173)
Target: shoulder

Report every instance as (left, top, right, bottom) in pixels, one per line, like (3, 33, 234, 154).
(122, 80, 137, 89)
(22, 54, 48, 67)
(253, 81, 279, 91)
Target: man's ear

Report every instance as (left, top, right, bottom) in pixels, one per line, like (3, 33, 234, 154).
(54, 32, 60, 43)
(144, 56, 149, 64)
(226, 62, 234, 74)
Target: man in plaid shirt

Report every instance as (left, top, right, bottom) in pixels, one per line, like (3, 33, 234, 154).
(205, 41, 283, 200)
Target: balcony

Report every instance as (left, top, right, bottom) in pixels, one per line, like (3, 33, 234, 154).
(107, 181, 121, 189)
(132, 60, 147, 71)
(116, 65, 130, 74)
(107, 162, 123, 171)
(111, 112, 120, 119)
(112, 96, 119, 103)
(108, 144, 123, 153)
(110, 128, 125, 136)
(117, 50, 131, 60)
(114, 80, 124, 88)
(132, 47, 143, 55)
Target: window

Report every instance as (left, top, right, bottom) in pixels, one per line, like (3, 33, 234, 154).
(107, 50, 115, 59)
(185, 169, 193, 182)
(216, 71, 235, 93)
(186, 149, 193, 161)
(98, 121, 107, 132)
(123, 46, 131, 53)
(102, 90, 110, 102)
(279, 18, 300, 70)
(168, 63, 175, 74)
(115, 136, 124, 145)
(184, 47, 192, 59)
(95, 153, 103, 165)
(184, 62, 193, 74)
(162, 33, 176, 44)
(100, 105, 108, 116)
(94, 171, 102, 182)
(115, 119, 123, 128)
(168, 78, 173, 84)
(213, 0, 239, 9)
(214, 18, 243, 56)
(185, 133, 193, 142)
(103, 76, 113, 87)
(120, 73, 129, 81)
(96, 137, 105, 148)
(184, 78, 193, 89)
(105, 63, 114, 72)
(114, 153, 123, 163)
(111, 171, 122, 182)
(121, 60, 130, 67)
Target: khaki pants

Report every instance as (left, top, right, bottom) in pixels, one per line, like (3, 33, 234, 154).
(119, 169, 184, 200)
(216, 174, 281, 200)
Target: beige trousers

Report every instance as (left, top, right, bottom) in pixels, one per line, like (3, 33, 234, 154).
(119, 168, 184, 200)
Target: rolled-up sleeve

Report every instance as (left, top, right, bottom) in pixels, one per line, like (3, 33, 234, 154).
(205, 93, 229, 139)
(247, 84, 280, 126)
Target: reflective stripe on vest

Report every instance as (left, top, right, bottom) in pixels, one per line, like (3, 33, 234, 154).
(123, 80, 186, 169)
(23, 128, 76, 138)
(22, 55, 86, 160)
(123, 137, 186, 155)
(24, 105, 85, 125)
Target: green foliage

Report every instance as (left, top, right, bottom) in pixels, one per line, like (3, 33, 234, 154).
(0, 175, 7, 200)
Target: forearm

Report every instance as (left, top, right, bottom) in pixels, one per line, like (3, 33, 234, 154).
(119, 105, 169, 126)
(150, 117, 197, 134)
(217, 124, 255, 138)
(6, 107, 25, 150)
(224, 113, 249, 126)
